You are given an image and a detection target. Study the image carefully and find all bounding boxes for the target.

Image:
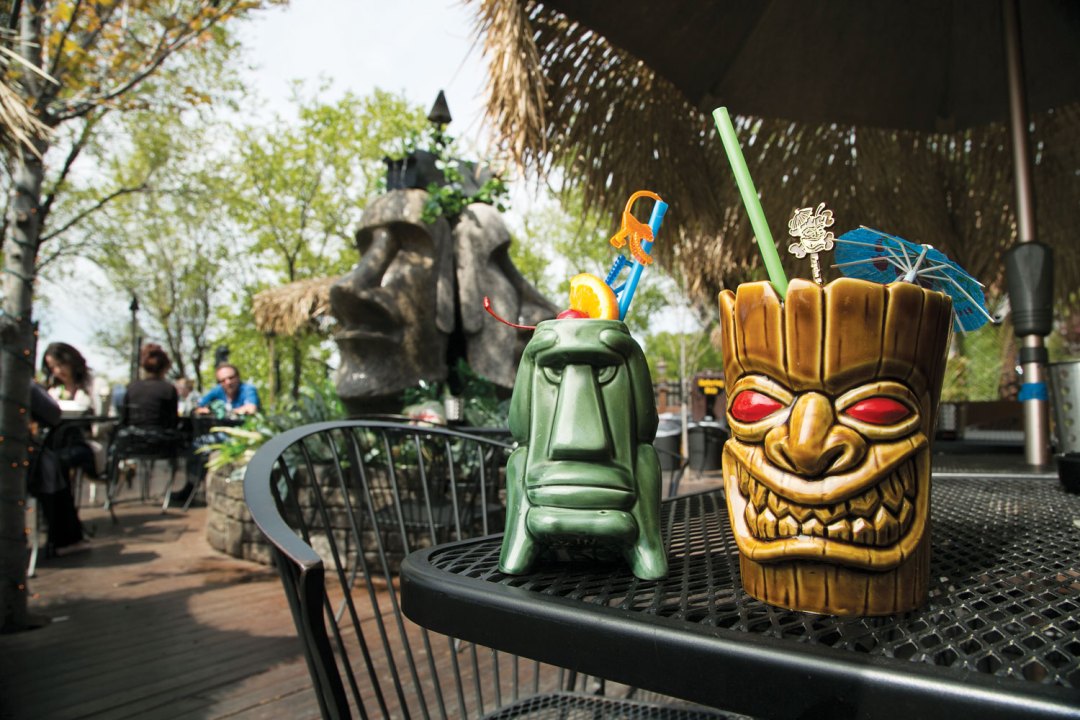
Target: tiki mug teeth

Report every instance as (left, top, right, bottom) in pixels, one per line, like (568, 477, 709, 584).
(718, 278, 952, 615)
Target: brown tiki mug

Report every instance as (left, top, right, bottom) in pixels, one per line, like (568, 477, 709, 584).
(718, 278, 952, 615)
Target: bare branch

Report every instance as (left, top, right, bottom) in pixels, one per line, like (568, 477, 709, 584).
(39, 113, 100, 227)
(39, 181, 149, 244)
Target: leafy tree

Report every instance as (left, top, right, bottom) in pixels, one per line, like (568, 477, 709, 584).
(82, 109, 238, 385)
(643, 329, 724, 385)
(0, 0, 281, 632)
(217, 89, 430, 399)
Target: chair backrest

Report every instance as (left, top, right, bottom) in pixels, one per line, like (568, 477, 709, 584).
(243, 420, 582, 719)
(109, 423, 186, 461)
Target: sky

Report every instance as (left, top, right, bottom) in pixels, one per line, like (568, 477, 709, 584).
(37, 0, 496, 380)
(35, 0, 694, 380)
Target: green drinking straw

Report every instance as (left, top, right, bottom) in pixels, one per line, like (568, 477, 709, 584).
(712, 107, 789, 298)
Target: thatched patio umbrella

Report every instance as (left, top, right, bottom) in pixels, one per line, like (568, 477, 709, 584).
(472, 1, 1080, 315)
(0, 80, 46, 157)
(252, 276, 339, 402)
(251, 276, 338, 338)
(475, 0, 1080, 466)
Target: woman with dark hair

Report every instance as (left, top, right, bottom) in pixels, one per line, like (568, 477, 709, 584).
(42, 340, 110, 475)
(123, 343, 179, 426)
(42, 342, 101, 415)
(38, 341, 104, 555)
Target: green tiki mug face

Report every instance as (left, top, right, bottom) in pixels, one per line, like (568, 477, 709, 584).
(718, 278, 952, 615)
(499, 319, 667, 580)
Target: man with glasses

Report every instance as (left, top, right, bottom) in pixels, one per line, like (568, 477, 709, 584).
(175, 364, 261, 505)
(194, 364, 260, 417)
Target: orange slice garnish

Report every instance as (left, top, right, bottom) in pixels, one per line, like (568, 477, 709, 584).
(568, 273, 619, 320)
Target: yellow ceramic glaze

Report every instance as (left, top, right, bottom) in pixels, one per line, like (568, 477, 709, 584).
(718, 278, 951, 615)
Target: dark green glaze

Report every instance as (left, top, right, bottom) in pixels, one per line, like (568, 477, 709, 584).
(499, 319, 667, 580)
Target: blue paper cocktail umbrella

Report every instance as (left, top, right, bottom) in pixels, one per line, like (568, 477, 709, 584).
(832, 226, 994, 332)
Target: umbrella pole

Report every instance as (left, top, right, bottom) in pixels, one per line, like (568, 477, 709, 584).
(1002, 0, 1051, 466)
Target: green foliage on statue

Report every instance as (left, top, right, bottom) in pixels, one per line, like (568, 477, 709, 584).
(499, 318, 668, 581)
(401, 360, 510, 428)
(381, 124, 510, 225)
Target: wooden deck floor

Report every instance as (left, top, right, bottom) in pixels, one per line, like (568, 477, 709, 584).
(0, 492, 322, 720)
(0, 468, 726, 720)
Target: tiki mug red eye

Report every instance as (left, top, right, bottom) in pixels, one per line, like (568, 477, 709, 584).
(718, 278, 952, 615)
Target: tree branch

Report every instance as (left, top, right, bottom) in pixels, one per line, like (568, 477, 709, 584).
(39, 113, 100, 229)
(44, 0, 86, 82)
(39, 181, 149, 244)
(53, 2, 243, 122)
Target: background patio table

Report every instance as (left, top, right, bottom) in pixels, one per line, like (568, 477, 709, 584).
(402, 472, 1080, 719)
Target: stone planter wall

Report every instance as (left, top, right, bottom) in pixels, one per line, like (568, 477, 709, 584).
(205, 459, 464, 572)
(206, 462, 273, 565)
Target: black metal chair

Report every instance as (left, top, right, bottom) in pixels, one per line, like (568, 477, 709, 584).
(244, 419, 729, 720)
(105, 422, 189, 516)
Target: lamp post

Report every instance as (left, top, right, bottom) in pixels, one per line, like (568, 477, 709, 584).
(129, 295, 140, 384)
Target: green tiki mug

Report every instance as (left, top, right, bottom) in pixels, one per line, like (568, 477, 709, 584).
(718, 278, 952, 615)
(499, 318, 668, 581)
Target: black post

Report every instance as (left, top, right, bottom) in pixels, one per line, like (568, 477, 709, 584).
(129, 295, 139, 384)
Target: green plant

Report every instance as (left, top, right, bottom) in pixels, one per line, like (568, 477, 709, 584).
(422, 158, 509, 224)
(384, 125, 509, 225)
(400, 360, 508, 428)
(202, 376, 346, 472)
(452, 360, 508, 427)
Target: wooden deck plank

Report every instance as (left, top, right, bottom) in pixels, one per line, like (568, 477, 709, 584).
(3, 472, 713, 719)
(165, 661, 316, 720)
(17, 587, 288, 671)
(18, 626, 301, 718)
(0, 497, 324, 720)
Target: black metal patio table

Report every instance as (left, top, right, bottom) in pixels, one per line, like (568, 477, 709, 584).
(401, 472, 1080, 719)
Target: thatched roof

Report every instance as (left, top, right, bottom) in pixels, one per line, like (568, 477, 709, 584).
(252, 276, 338, 337)
(473, 1, 1080, 317)
(1, 41, 50, 159)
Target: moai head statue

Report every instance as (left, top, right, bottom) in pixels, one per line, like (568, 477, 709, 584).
(330, 190, 455, 414)
(329, 191, 557, 415)
(498, 318, 668, 581)
(454, 203, 560, 388)
(718, 278, 952, 614)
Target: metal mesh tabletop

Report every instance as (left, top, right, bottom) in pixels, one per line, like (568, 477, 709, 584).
(404, 476, 1080, 719)
(932, 451, 1059, 479)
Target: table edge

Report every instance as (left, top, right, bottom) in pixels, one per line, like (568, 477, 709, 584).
(402, 537, 1080, 719)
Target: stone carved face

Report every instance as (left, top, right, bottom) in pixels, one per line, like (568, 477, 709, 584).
(718, 278, 952, 614)
(330, 191, 557, 414)
(455, 204, 558, 388)
(330, 190, 455, 413)
(499, 319, 667, 580)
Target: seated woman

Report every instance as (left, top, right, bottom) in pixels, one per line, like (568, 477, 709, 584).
(42, 341, 110, 479)
(123, 344, 179, 427)
(112, 344, 183, 500)
(37, 342, 106, 555)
